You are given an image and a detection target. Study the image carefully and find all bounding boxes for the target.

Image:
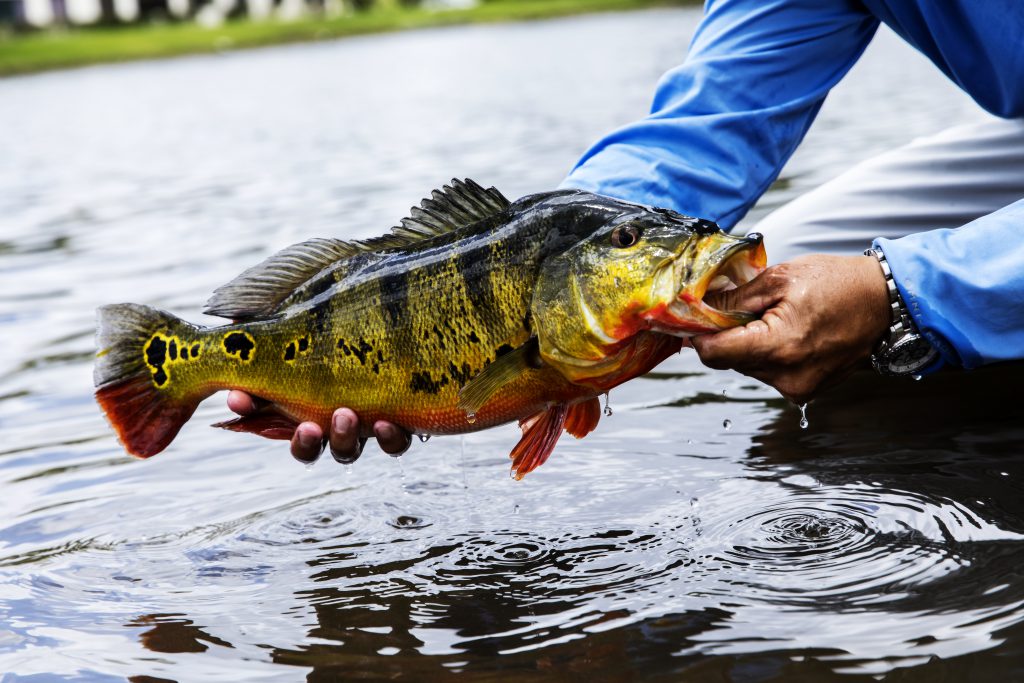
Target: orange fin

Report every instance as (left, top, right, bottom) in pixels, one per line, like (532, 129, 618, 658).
(95, 376, 202, 458)
(564, 397, 601, 439)
(212, 408, 300, 441)
(509, 403, 568, 480)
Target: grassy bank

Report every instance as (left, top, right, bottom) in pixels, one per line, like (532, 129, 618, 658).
(0, 0, 694, 77)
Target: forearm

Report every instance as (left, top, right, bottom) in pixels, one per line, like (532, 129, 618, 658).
(562, 0, 878, 228)
(877, 198, 1024, 369)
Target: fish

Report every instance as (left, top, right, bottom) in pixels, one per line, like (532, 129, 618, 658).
(94, 179, 766, 479)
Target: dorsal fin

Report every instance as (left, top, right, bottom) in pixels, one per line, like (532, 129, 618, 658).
(203, 238, 362, 320)
(203, 179, 510, 320)
(360, 178, 511, 251)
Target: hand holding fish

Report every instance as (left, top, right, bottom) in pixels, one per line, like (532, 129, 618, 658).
(226, 390, 411, 463)
(691, 254, 891, 404)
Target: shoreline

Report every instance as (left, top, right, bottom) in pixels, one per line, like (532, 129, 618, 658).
(0, 0, 695, 78)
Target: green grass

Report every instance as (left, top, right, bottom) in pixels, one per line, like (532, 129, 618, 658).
(0, 0, 694, 77)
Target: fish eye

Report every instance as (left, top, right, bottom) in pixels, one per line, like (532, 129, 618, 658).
(611, 225, 642, 248)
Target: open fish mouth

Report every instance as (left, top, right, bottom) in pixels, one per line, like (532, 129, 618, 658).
(651, 232, 767, 335)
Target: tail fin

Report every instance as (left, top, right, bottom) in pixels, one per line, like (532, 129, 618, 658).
(94, 304, 207, 458)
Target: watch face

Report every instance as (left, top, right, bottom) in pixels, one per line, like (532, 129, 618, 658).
(887, 336, 939, 374)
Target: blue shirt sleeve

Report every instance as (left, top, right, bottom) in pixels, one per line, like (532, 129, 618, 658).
(561, 0, 878, 230)
(877, 200, 1024, 370)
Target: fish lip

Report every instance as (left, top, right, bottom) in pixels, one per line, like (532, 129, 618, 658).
(647, 237, 767, 335)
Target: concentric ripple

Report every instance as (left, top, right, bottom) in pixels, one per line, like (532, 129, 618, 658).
(689, 478, 1023, 608)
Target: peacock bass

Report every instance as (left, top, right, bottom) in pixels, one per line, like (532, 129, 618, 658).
(94, 180, 766, 479)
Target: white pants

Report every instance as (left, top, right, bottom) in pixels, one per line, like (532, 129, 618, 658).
(748, 117, 1024, 264)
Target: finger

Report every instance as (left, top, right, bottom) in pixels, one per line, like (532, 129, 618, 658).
(226, 390, 267, 416)
(374, 421, 412, 456)
(290, 422, 326, 464)
(692, 318, 776, 370)
(703, 267, 787, 314)
(328, 408, 366, 464)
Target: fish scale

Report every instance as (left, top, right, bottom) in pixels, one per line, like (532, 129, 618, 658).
(94, 179, 766, 478)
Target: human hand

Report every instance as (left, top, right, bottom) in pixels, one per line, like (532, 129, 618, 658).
(225, 391, 412, 464)
(690, 254, 891, 404)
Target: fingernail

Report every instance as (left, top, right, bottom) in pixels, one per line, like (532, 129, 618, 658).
(333, 412, 351, 435)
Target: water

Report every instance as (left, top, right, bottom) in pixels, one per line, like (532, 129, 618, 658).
(1, 8, 1022, 681)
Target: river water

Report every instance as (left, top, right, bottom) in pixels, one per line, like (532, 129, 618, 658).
(2, 8, 1023, 682)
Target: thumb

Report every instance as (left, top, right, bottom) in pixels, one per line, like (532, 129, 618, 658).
(703, 267, 785, 316)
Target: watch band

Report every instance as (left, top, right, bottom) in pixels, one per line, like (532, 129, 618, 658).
(864, 247, 938, 376)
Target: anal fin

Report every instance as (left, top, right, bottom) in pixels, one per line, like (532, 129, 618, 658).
(564, 397, 601, 439)
(212, 408, 301, 441)
(509, 403, 568, 480)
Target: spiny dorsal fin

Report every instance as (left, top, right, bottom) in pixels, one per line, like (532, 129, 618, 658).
(204, 179, 510, 320)
(360, 178, 511, 251)
(203, 238, 362, 320)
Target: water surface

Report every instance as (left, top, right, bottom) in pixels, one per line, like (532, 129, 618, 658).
(2, 9, 1023, 681)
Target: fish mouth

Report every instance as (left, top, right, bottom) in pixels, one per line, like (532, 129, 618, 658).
(650, 232, 767, 335)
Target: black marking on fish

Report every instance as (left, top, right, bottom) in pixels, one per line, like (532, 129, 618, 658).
(376, 350, 384, 363)
(190, 343, 201, 359)
(448, 361, 474, 386)
(338, 339, 351, 356)
(372, 363, 380, 374)
(468, 330, 480, 344)
(495, 344, 514, 358)
(351, 338, 373, 365)
(144, 336, 169, 387)
(168, 340, 178, 361)
(297, 337, 309, 353)
(379, 270, 409, 325)
(284, 342, 297, 361)
(224, 332, 254, 361)
(456, 247, 499, 317)
(410, 370, 448, 395)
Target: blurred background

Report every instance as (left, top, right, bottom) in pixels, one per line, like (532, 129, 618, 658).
(3, 2, 1024, 682)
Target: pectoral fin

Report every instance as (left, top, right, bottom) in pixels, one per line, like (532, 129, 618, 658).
(564, 397, 601, 439)
(212, 408, 301, 441)
(458, 338, 541, 416)
(509, 403, 568, 480)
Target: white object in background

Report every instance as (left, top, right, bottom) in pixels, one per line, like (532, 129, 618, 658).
(247, 0, 274, 21)
(23, 0, 55, 27)
(67, 0, 101, 24)
(275, 0, 306, 22)
(113, 0, 138, 22)
(168, 0, 190, 19)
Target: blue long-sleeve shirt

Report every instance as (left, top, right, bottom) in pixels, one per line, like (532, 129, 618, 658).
(562, 0, 1024, 369)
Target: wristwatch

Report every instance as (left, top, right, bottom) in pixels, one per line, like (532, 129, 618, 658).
(864, 247, 939, 376)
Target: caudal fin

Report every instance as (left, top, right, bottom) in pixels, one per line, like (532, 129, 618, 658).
(94, 304, 207, 458)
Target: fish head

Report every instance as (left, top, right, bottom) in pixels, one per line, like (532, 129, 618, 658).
(532, 202, 766, 382)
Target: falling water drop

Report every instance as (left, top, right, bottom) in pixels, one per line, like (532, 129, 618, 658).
(466, 412, 477, 424)
(912, 374, 923, 381)
(417, 434, 431, 443)
(513, 504, 520, 515)
(343, 464, 353, 476)
(304, 462, 316, 472)
(722, 419, 732, 430)
(603, 392, 613, 417)
(799, 403, 809, 429)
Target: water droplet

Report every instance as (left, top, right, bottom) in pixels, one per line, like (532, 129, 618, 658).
(343, 464, 353, 476)
(513, 504, 520, 515)
(722, 419, 732, 430)
(603, 392, 613, 416)
(304, 462, 316, 472)
(417, 434, 431, 443)
(686, 439, 693, 445)
(722, 389, 728, 397)
(912, 374, 922, 381)
(466, 412, 477, 424)
(799, 403, 809, 429)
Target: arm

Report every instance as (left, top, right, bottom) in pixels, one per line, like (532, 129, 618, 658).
(562, 0, 879, 227)
(878, 198, 1024, 369)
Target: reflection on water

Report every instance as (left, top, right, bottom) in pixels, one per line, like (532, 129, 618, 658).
(1, 8, 1022, 682)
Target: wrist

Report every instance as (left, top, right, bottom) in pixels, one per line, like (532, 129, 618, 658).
(856, 253, 892, 349)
